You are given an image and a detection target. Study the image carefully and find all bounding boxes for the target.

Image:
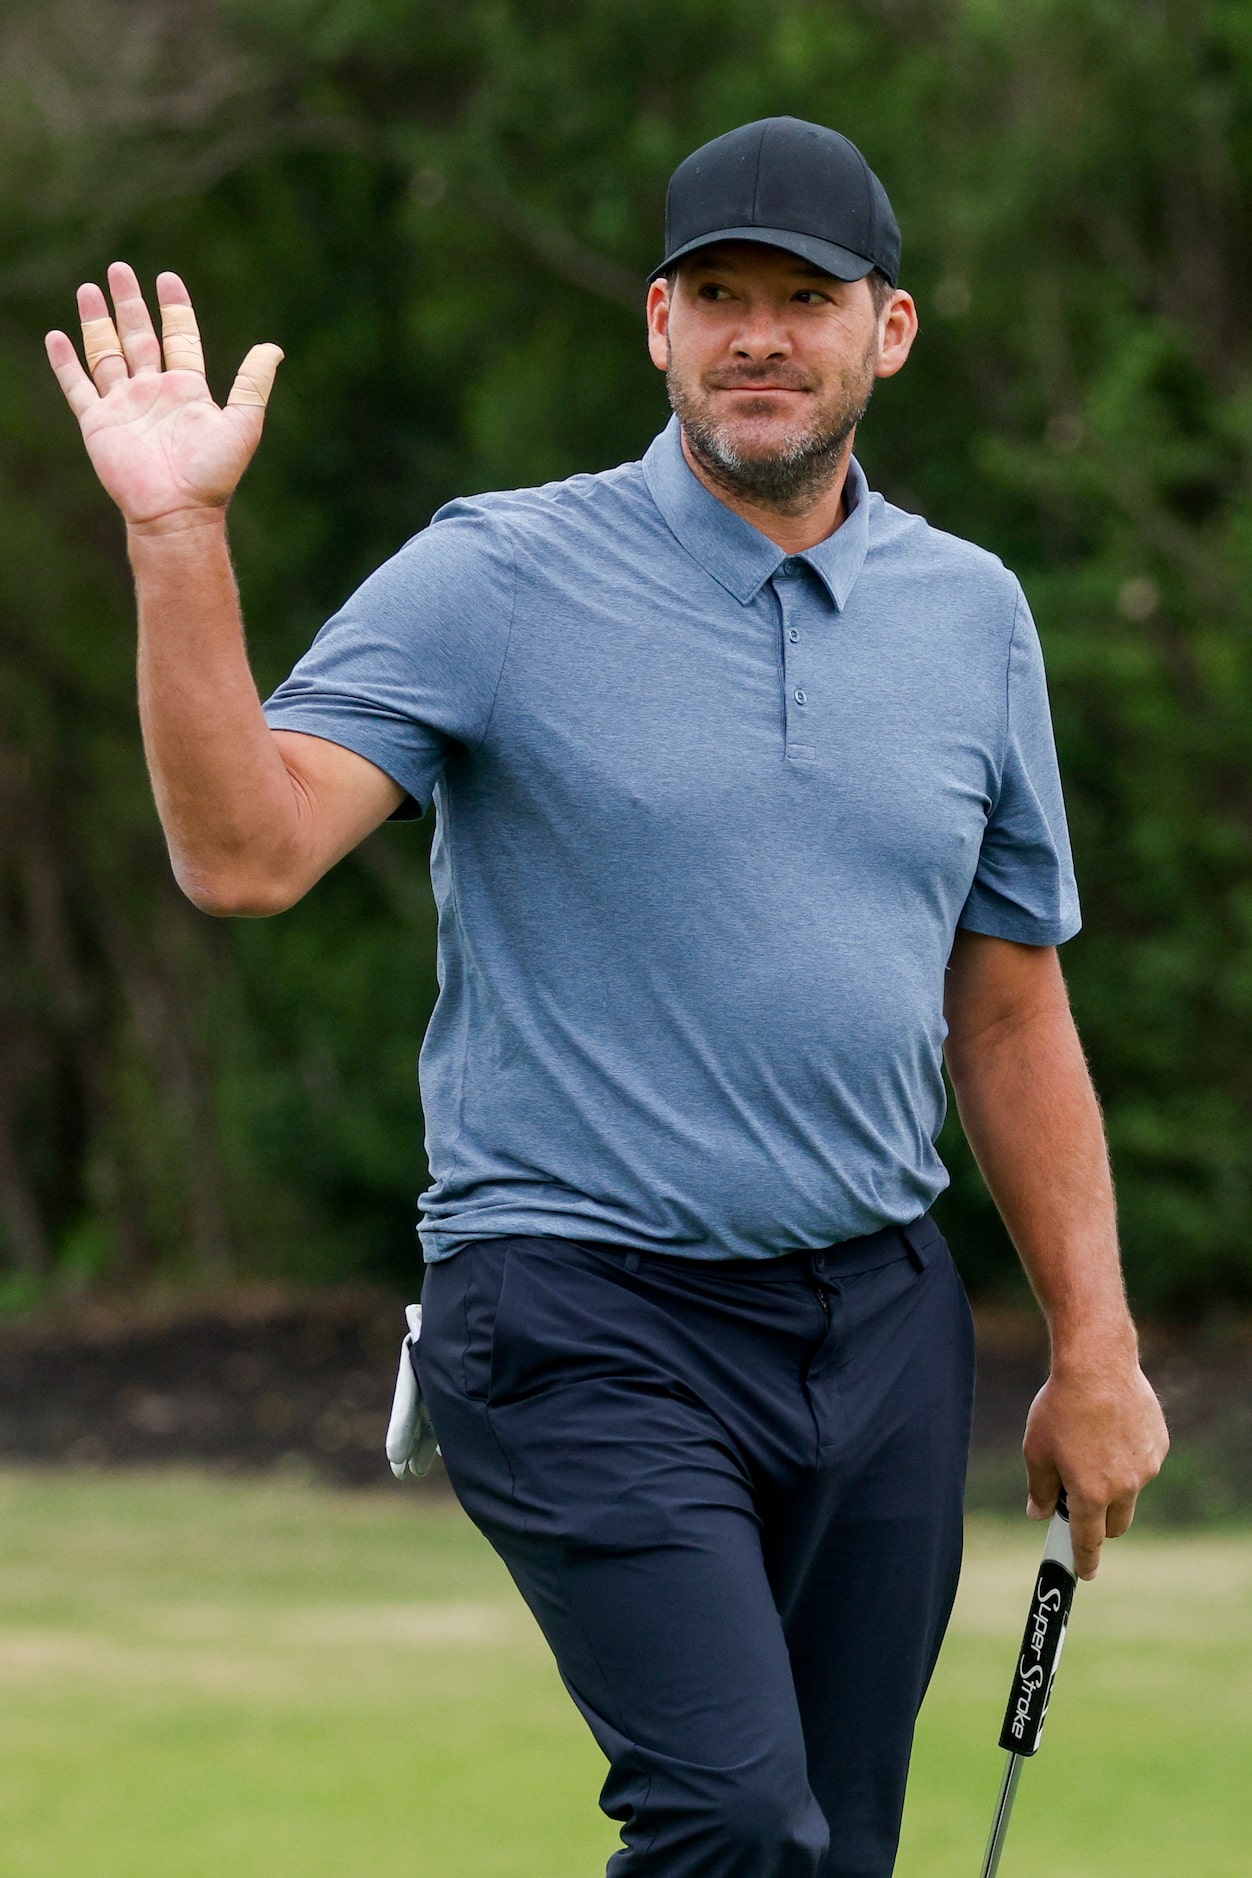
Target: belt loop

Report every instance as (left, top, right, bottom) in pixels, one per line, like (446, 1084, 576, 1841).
(900, 1216, 935, 1271)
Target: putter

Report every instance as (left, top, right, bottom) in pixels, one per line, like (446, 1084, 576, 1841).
(978, 1489, 1077, 1877)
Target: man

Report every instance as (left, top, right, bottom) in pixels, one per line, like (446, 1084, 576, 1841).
(47, 116, 1166, 1878)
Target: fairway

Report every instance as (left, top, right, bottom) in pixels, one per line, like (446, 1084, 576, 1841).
(0, 1470, 1247, 1877)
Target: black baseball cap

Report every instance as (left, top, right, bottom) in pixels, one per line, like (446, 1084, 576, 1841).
(649, 116, 901, 287)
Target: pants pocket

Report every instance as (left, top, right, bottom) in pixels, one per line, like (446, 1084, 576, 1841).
(417, 1241, 512, 1405)
(459, 1242, 511, 1402)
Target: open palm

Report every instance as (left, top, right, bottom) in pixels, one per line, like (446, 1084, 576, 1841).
(45, 262, 283, 528)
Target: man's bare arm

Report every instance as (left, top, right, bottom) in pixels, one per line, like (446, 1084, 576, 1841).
(46, 262, 402, 916)
(943, 928, 1169, 1579)
(129, 513, 402, 914)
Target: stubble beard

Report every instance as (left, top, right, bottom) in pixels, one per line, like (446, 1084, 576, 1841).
(666, 338, 878, 515)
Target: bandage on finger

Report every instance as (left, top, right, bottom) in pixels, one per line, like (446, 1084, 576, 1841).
(159, 299, 205, 375)
(226, 343, 283, 411)
(82, 314, 125, 376)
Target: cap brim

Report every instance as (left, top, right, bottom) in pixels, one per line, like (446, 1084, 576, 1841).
(646, 226, 879, 286)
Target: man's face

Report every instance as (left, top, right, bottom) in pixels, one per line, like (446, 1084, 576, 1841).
(646, 242, 906, 511)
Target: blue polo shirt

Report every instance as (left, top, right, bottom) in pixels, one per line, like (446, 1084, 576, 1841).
(265, 417, 1080, 1261)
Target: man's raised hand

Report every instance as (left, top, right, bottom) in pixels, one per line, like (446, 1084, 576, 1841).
(44, 263, 283, 532)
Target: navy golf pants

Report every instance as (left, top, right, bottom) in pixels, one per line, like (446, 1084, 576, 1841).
(416, 1216, 974, 1878)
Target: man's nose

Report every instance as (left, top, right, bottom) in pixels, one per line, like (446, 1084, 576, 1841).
(730, 306, 791, 359)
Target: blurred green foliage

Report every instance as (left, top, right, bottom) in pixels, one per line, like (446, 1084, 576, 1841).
(2, 0, 1251, 1310)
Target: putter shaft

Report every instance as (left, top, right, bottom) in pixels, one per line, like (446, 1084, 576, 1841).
(978, 1753, 1023, 1878)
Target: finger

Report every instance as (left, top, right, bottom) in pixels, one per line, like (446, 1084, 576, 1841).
(1105, 1491, 1138, 1540)
(156, 271, 205, 376)
(1024, 1452, 1061, 1522)
(77, 283, 127, 393)
(1068, 1500, 1106, 1581)
(226, 342, 284, 411)
(44, 329, 99, 419)
(106, 261, 162, 377)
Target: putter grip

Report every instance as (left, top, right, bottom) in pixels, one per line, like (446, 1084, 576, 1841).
(997, 1489, 1076, 1757)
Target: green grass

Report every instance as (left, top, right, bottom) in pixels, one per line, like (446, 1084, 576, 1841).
(0, 1470, 1247, 1877)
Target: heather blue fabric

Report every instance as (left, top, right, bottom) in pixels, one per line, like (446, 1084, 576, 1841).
(264, 418, 1080, 1262)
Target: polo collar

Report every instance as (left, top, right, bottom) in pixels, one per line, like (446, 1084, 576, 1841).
(642, 415, 871, 610)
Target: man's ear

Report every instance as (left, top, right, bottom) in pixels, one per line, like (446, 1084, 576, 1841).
(874, 289, 919, 380)
(646, 278, 671, 372)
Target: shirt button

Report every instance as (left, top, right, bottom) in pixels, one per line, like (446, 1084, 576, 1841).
(779, 558, 799, 578)
(793, 688, 807, 705)
(788, 628, 799, 643)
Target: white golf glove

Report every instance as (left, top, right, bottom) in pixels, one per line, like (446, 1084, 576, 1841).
(385, 1302, 440, 1479)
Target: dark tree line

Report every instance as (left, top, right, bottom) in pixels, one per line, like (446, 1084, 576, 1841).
(2, 0, 1251, 1311)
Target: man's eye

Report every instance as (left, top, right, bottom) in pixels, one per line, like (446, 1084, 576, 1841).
(793, 289, 827, 304)
(698, 283, 728, 300)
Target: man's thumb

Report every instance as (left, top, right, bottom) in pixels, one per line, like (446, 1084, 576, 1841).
(227, 343, 284, 412)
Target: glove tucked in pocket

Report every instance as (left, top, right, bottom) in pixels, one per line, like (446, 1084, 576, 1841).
(385, 1302, 440, 1479)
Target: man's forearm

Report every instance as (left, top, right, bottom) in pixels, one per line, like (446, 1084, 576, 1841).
(944, 998, 1136, 1367)
(944, 951, 1168, 1576)
(129, 511, 304, 915)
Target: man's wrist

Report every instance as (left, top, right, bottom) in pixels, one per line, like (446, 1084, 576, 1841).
(127, 505, 230, 545)
(1046, 1310, 1141, 1376)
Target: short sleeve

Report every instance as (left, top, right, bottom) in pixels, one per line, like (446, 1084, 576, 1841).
(263, 500, 517, 816)
(958, 586, 1081, 947)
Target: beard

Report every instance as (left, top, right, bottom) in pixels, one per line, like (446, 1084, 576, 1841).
(666, 340, 878, 514)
